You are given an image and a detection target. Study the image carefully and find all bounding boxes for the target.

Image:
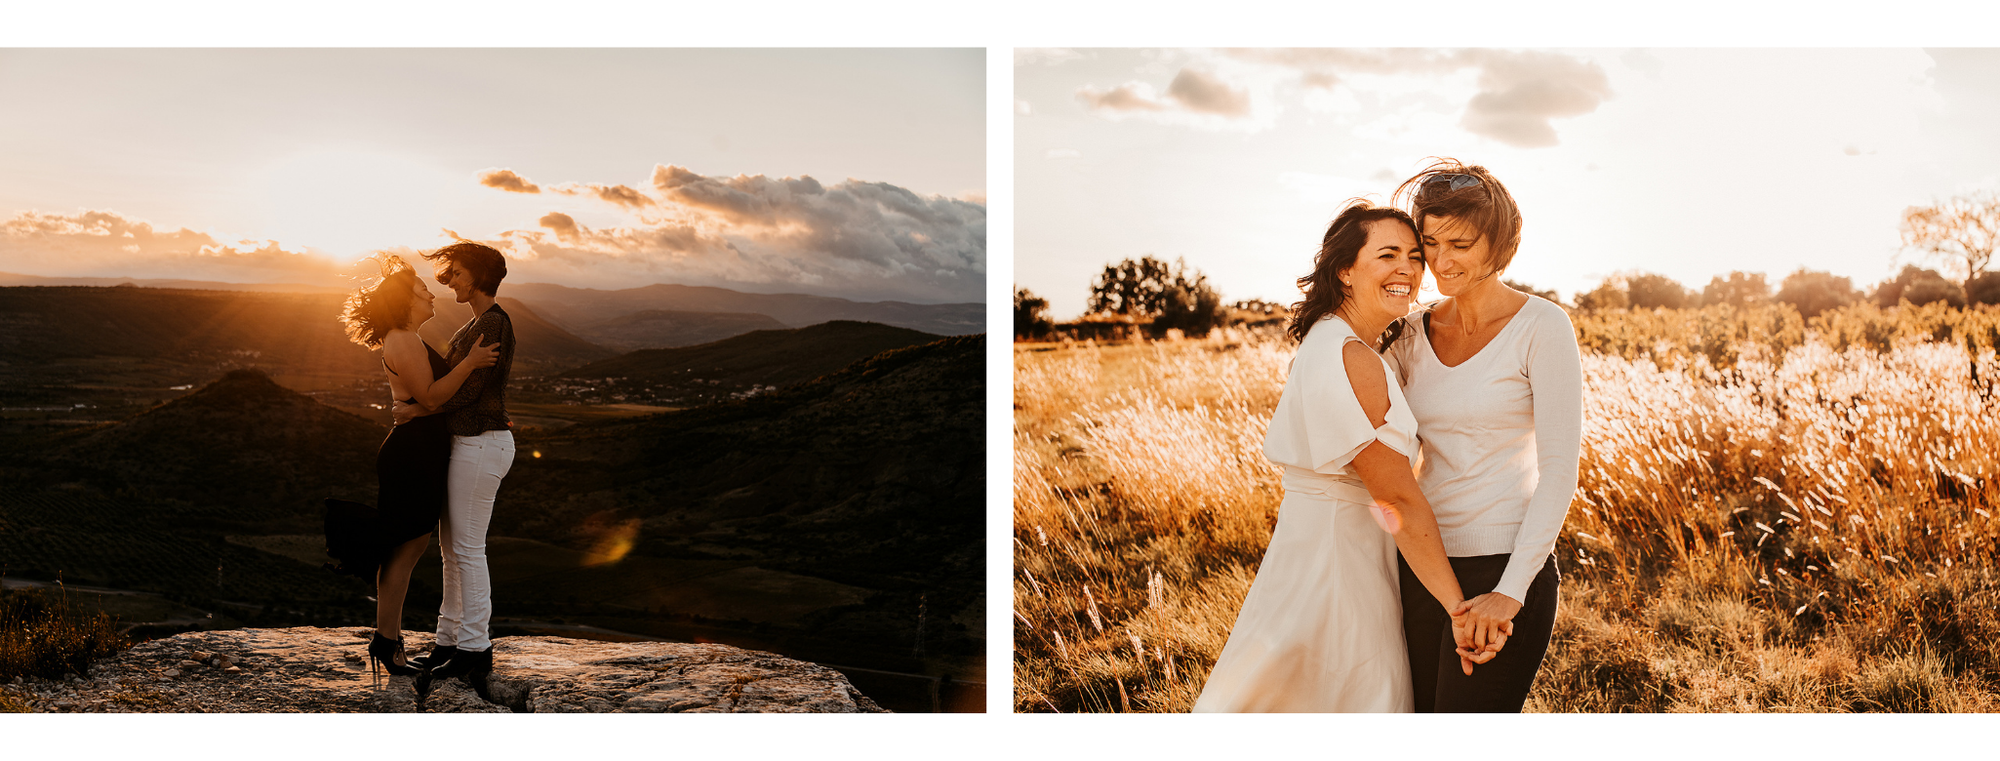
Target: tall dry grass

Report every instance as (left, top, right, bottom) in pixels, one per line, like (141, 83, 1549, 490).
(1015, 303, 2000, 712)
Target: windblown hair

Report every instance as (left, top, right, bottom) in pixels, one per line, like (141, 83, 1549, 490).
(339, 254, 421, 349)
(423, 241, 508, 296)
(1287, 200, 1419, 344)
(1391, 158, 1524, 281)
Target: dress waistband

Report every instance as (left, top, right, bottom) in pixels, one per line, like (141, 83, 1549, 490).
(1279, 467, 1374, 505)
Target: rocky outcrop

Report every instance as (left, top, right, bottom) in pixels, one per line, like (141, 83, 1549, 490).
(0, 627, 885, 713)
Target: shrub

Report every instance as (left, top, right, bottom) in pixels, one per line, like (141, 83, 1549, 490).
(0, 587, 128, 681)
(1775, 268, 1860, 319)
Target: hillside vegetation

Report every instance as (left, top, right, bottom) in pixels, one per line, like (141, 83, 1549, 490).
(552, 321, 944, 406)
(507, 282, 984, 337)
(567, 309, 788, 352)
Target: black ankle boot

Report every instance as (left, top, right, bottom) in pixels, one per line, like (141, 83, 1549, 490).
(410, 643, 458, 670)
(425, 645, 493, 682)
(367, 632, 420, 677)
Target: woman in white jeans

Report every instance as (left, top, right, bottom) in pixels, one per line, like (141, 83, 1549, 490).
(393, 241, 517, 686)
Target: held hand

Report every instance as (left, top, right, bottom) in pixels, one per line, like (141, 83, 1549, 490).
(391, 400, 421, 426)
(1451, 592, 1523, 660)
(466, 334, 500, 369)
(1448, 608, 1501, 675)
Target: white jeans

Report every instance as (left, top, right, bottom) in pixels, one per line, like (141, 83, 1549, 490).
(436, 429, 513, 651)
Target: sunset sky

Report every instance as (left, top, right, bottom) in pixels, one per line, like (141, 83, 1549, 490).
(0, 48, 985, 303)
(1016, 48, 2000, 318)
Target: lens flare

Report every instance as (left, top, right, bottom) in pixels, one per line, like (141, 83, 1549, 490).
(580, 517, 642, 567)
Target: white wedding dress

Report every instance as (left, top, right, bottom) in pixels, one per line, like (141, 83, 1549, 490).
(1192, 315, 1418, 713)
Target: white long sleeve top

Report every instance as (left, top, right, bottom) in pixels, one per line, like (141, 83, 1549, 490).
(1385, 296, 1583, 603)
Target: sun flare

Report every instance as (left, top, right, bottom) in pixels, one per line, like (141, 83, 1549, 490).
(248, 148, 465, 261)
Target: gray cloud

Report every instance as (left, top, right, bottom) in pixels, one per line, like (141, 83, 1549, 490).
(478, 168, 541, 194)
(0, 209, 341, 283)
(583, 184, 653, 210)
(482, 169, 656, 211)
(538, 212, 581, 242)
(1458, 50, 1614, 148)
(1165, 69, 1252, 116)
(1077, 82, 1171, 113)
(473, 165, 985, 302)
(1076, 67, 1253, 120)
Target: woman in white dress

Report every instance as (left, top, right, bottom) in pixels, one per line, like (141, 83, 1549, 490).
(1193, 201, 1493, 713)
(1384, 160, 1583, 712)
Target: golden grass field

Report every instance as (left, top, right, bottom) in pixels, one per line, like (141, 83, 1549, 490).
(1014, 301, 2000, 712)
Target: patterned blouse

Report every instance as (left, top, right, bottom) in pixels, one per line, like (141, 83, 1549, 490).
(438, 303, 515, 436)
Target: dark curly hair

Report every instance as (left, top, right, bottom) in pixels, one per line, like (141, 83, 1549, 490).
(423, 241, 508, 296)
(1288, 200, 1419, 344)
(1391, 158, 1523, 282)
(338, 254, 421, 349)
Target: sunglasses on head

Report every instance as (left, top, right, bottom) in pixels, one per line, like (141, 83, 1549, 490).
(1422, 173, 1483, 193)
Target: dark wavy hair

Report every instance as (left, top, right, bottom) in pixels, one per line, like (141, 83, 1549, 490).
(338, 254, 421, 349)
(423, 241, 508, 296)
(1391, 158, 1523, 282)
(1287, 200, 1419, 344)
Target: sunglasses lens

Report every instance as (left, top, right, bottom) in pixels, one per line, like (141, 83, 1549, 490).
(1424, 173, 1482, 193)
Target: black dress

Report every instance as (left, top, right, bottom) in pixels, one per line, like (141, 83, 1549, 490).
(324, 344, 453, 578)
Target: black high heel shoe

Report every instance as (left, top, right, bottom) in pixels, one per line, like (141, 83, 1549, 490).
(367, 632, 421, 678)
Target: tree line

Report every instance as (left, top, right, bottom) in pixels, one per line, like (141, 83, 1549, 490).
(1016, 191, 2000, 340)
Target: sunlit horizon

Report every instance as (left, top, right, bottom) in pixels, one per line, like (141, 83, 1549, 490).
(0, 49, 987, 304)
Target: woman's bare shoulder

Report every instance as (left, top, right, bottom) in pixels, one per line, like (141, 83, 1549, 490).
(381, 328, 423, 348)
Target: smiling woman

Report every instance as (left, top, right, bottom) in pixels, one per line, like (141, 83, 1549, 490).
(247, 148, 470, 259)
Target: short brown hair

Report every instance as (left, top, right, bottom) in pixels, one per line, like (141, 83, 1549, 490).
(1392, 158, 1524, 279)
(338, 254, 420, 348)
(423, 241, 508, 296)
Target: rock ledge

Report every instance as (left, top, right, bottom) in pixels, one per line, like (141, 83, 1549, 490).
(0, 627, 886, 713)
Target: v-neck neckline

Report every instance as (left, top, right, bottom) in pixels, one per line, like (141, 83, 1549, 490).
(1424, 297, 1532, 370)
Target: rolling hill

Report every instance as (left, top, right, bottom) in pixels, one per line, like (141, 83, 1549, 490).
(498, 334, 986, 655)
(50, 369, 383, 530)
(0, 286, 613, 379)
(0, 332, 986, 695)
(506, 282, 983, 337)
(561, 321, 943, 384)
(567, 309, 789, 352)
(416, 296, 617, 371)
(551, 321, 945, 407)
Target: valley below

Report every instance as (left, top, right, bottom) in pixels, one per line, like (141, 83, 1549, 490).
(0, 283, 985, 712)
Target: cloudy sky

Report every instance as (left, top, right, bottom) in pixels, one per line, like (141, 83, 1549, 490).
(0, 49, 985, 303)
(1016, 48, 2000, 318)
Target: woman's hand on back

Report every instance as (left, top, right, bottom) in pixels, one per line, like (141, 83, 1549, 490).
(465, 334, 500, 369)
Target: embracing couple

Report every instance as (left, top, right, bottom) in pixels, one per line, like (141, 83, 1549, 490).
(1193, 159, 1583, 713)
(329, 242, 519, 690)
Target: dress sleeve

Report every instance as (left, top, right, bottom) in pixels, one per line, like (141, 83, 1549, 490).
(1264, 330, 1420, 474)
(1493, 301, 1585, 603)
(436, 311, 509, 415)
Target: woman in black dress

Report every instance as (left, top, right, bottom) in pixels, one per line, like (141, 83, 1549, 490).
(335, 254, 499, 675)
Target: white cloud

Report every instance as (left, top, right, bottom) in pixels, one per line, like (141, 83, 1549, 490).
(0, 209, 343, 283)
(1016, 48, 1089, 67)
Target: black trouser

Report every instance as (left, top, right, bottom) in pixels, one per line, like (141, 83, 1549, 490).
(1397, 552, 1559, 713)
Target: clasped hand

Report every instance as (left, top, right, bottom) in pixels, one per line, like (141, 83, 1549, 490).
(1448, 592, 1521, 675)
